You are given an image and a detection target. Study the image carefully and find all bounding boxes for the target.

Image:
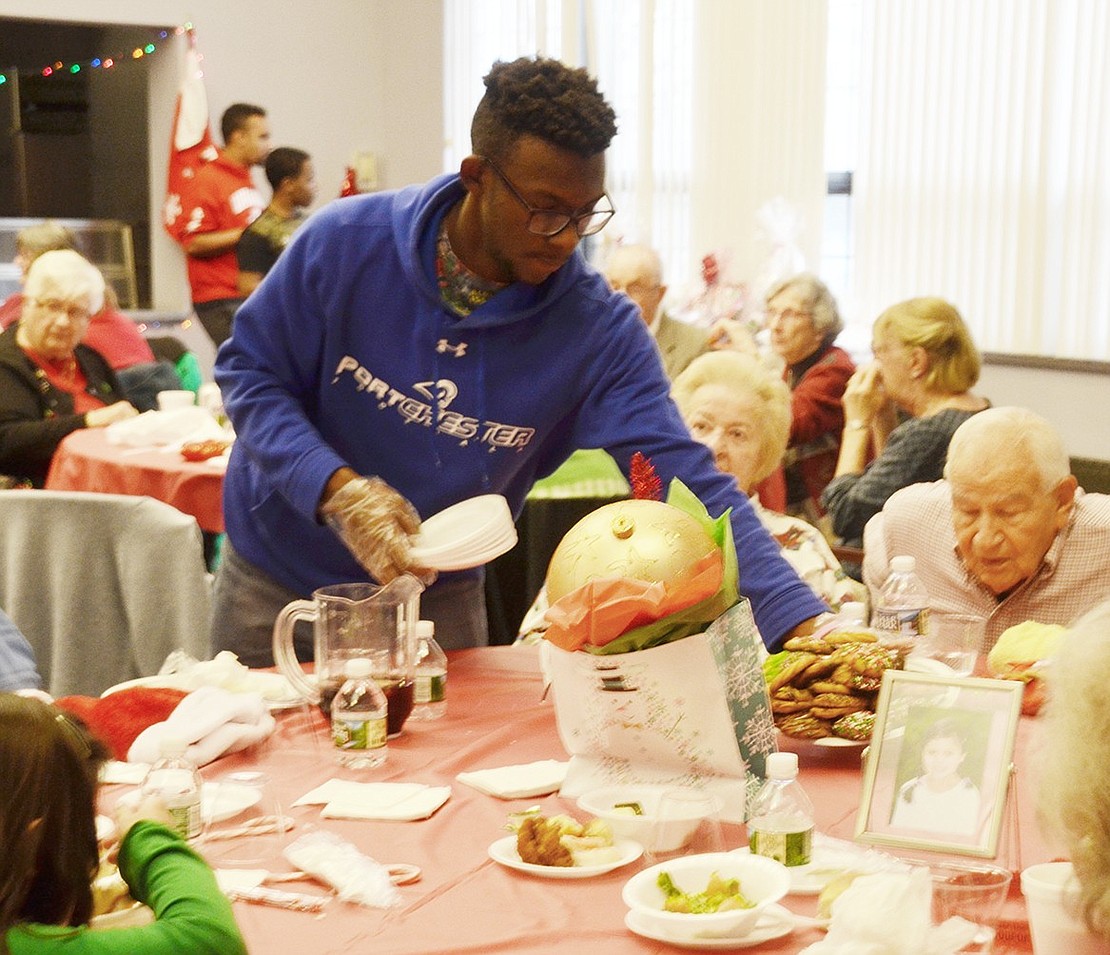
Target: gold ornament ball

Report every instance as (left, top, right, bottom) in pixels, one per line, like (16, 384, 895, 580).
(545, 499, 717, 602)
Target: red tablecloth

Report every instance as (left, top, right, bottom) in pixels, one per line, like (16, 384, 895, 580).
(102, 647, 1047, 953)
(45, 428, 224, 532)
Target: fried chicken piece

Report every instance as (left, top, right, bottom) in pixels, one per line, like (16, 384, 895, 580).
(516, 814, 575, 867)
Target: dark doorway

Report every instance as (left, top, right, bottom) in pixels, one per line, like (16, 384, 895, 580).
(0, 17, 174, 307)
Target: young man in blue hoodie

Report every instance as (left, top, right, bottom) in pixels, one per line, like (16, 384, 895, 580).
(212, 56, 828, 664)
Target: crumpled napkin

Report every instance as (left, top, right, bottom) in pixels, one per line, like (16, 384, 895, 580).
(456, 760, 568, 798)
(293, 780, 451, 820)
(127, 686, 275, 766)
(106, 407, 225, 448)
(799, 870, 978, 955)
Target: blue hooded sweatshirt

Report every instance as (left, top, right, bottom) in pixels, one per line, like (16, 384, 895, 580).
(215, 174, 827, 650)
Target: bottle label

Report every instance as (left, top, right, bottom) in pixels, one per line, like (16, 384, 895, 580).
(333, 715, 386, 751)
(415, 672, 446, 704)
(873, 606, 929, 637)
(167, 799, 201, 840)
(749, 825, 813, 867)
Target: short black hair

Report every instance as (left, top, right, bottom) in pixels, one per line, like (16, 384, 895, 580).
(221, 102, 266, 144)
(265, 147, 310, 191)
(471, 57, 617, 162)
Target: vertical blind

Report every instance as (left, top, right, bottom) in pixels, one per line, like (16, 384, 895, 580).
(852, 0, 1110, 360)
(442, 0, 827, 302)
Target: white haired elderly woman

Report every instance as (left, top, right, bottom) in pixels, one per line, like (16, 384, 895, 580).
(671, 351, 863, 611)
(0, 249, 137, 486)
(1038, 599, 1110, 943)
(711, 273, 854, 524)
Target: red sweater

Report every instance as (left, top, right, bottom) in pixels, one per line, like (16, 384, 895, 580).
(782, 343, 856, 515)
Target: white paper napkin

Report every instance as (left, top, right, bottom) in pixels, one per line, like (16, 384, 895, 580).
(799, 870, 978, 955)
(294, 780, 451, 821)
(106, 407, 224, 448)
(100, 760, 150, 785)
(455, 759, 568, 798)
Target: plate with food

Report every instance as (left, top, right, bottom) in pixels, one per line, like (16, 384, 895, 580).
(491, 811, 642, 878)
(623, 904, 794, 949)
(765, 627, 904, 750)
(488, 835, 642, 879)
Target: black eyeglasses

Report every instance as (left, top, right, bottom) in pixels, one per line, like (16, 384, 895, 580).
(482, 157, 615, 238)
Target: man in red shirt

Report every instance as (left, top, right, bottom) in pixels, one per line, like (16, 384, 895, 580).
(171, 103, 270, 347)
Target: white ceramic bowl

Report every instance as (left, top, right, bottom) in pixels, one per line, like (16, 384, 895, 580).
(622, 852, 791, 941)
(578, 784, 715, 853)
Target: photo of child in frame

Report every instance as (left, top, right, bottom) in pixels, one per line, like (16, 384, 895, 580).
(888, 711, 987, 837)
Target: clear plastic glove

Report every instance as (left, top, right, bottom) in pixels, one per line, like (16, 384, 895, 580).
(321, 475, 421, 583)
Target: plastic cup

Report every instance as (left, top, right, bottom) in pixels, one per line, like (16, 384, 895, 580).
(930, 862, 1012, 952)
(156, 389, 195, 411)
(921, 613, 986, 676)
(645, 788, 725, 864)
(1021, 862, 1107, 954)
(198, 771, 290, 868)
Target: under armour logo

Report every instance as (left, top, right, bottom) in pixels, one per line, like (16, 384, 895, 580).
(436, 339, 467, 358)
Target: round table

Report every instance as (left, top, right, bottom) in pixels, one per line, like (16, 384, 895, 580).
(45, 428, 224, 533)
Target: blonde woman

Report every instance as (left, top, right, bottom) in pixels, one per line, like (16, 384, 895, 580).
(821, 297, 989, 545)
(1038, 599, 1110, 942)
(671, 351, 863, 612)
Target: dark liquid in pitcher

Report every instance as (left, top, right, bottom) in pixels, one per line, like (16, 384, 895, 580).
(319, 677, 414, 737)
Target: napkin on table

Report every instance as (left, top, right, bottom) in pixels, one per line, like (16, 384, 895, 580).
(799, 870, 978, 955)
(128, 685, 276, 767)
(294, 780, 451, 821)
(105, 407, 225, 448)
(455, 759, 568, 798)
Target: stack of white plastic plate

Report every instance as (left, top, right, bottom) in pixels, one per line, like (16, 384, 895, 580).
(409, 494, 517, 571)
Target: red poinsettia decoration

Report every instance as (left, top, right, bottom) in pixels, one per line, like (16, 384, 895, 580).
(339, 166, 360, 198)
(630, 451, 662, 501)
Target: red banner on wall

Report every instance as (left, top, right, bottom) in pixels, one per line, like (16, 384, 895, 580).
(162, 31, 216, 240)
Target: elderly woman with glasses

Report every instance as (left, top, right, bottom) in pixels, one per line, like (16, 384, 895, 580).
(710, 273, 854, 525)
(0, 250, 137, 486)
(672, 351, 864, 611)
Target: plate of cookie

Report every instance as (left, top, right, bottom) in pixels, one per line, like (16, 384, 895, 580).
(765, 625, 905, 748)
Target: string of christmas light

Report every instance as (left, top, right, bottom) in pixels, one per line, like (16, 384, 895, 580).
(0, 22, 195, 87)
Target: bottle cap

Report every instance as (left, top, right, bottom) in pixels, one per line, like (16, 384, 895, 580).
(415, 620, 435, 639)
(158, 735, 188, 758)
(891, 555, 917, 574)
(839, 601, 867, 624)
(343, 657, 373, 678)
(765, 751, 799, 780)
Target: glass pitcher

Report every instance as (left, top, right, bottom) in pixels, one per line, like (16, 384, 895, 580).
(272, 576, 424, 737)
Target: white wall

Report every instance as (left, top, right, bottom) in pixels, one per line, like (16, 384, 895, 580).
(977, 363, 1109, 462)
(0, 0, 445, 310)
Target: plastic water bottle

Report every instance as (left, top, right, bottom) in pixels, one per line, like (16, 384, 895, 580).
(140, 736, 202, 840)
(411, 620, 447, 721)
(872, 554, 930, 648)
(748, 752, 814, 867)
(331, 658, 388, 769)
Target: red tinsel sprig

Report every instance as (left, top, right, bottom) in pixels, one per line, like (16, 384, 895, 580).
(630, 451, 663, 501)
(339, 166, 360, 197)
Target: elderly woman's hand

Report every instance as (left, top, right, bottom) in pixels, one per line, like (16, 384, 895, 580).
(707, 317, 758, 355)
(85, 401, 139, 429)
(841, 363, 890, 425)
